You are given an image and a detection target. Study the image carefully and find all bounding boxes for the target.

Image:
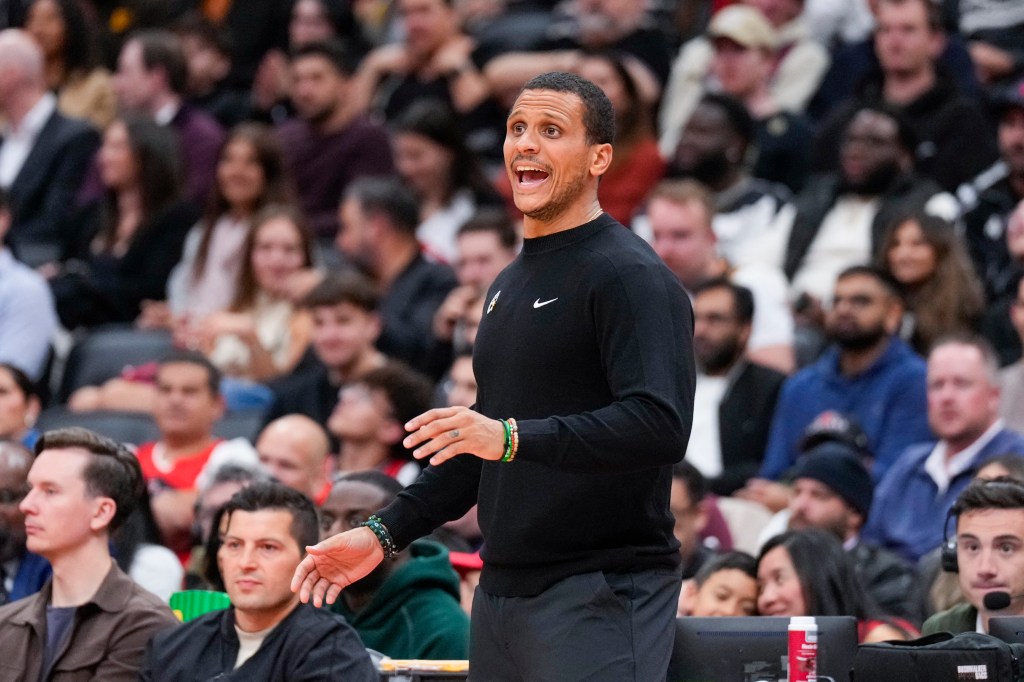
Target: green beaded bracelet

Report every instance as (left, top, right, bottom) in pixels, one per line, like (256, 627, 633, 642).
(361, 514, 396, 559)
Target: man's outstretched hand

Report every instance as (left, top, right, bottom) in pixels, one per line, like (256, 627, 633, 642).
(403, 406, 506, 466)
(290, 527, 384, 607)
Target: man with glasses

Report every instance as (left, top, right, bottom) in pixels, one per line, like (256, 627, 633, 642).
(0, 440, 48, 604)
(684, 278, 785, 495)
(326, 362, 434, 487)
(319, 470, 469, 659)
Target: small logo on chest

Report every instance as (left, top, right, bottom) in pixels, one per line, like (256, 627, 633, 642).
(533, 297, 558, 309)
(487, 291, 500, 314)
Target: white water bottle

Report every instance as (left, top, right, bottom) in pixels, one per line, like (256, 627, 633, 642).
(788, 616, 818, 682)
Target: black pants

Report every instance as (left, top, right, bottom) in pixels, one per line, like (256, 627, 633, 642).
(469, 568, 681, 681)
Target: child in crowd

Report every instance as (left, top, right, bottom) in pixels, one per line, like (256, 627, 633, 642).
(678, 550, 759, 617)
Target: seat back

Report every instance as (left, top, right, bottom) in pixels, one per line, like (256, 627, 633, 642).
(58, 326, 174, 401)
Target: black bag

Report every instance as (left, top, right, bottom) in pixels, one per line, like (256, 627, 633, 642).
(853, 631, 1024, 681)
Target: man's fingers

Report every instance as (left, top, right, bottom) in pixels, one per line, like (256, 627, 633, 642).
(404, 406, 459, 432)
(429, 447, 460, 467)
(291, 555, 317, 594)
(296, 566, 320, 603)
(325, 583, 343, 606)
(404, 415, 464, 451)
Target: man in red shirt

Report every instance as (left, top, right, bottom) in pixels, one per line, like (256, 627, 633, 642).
(136, 351, 257, 558)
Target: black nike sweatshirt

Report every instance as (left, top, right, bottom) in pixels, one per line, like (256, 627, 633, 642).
(378, 213, 696, 596)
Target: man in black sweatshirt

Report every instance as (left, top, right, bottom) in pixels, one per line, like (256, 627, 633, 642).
(292, 71, 696, 681)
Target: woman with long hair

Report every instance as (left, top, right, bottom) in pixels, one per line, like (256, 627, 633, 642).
(577, 49, 665, 225)
(148, 122, 295, 325)
(46, 115, 197, 330)
(877, 212, 985, 355)
(24, 0, 115, 129)
(757, 529, 916, 643)
(72, 205, 315, 413)
(390, 99, 503, 264)
(175, 205, 315, 409)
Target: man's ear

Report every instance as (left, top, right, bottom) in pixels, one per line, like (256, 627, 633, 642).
(590, 143, 613, 178)
(89, 497, 117, 532)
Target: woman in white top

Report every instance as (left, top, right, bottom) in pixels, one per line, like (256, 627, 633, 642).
(141, 122, 296, 326)
(390, 100, 503, 264)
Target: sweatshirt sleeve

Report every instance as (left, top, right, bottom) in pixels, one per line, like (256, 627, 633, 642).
(513, 257, 695, 473)
(375, 454, 483, 552)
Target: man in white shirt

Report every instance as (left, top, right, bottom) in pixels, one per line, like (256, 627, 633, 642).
(687, 278, 786, 494)
(0, 29, 97, 265)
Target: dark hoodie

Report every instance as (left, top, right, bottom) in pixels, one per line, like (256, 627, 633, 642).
(331, 540, 469, 659)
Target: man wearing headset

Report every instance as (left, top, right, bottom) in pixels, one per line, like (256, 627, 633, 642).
(923, 477, 1024, 634)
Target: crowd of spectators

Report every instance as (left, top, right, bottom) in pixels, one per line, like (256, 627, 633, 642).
(1, 0, 1024, 676)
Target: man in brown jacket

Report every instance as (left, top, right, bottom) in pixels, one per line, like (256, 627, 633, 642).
(0, 427, 177, 681)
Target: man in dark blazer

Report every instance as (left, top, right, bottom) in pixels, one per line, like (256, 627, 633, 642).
(0, 30, 98, 266)
(688, 278, 786, 495)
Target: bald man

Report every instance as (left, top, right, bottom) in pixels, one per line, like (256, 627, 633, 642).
(0, 29, 98, 265)
(256, 415, 333, 505)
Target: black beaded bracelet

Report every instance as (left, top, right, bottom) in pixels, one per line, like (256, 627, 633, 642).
(362, 514, 397, 559)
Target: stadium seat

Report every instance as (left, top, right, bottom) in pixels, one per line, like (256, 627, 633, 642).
(58, 325, 174, 402)
(36, 407, 161, 446)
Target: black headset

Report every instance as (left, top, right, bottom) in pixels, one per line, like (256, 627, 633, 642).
(940, 508, 958, 573)
(941, 476, 1024, 574)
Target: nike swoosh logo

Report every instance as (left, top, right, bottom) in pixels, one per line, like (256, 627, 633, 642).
(533, 298, 558, 308)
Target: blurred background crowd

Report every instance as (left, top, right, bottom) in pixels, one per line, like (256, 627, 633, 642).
(1, 0, 1024, 657)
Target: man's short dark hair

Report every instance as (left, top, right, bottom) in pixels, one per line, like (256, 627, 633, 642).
(698, 93, 756, 148)
(952, 477, 1024, 521)
(172, 13, 234, 59)
(361, 362, 434, 432)
(694, 550, 757, 586)
(302, 271, 380, 312)
(846, 102, 918, 156)
(221, 481, 320, 552)
(344, 176, 420, 238)
(520, 71, 615, 146)
(131, 30, 189, 96)
(672, 460, 707, 505)
(876, 0, 943, 32)
(333, 470, 404, 507)
(34, 427, 143, 532)
(836, 264, 901, 299)
(290, 39, 360, 77)
(158, 349, 222, 396)
(692, 277, 755, 326)
(456, 208, 517, 251)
